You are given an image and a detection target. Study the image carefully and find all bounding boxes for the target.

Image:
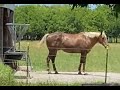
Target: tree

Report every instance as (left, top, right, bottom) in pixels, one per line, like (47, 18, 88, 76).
(71, 4, 120, 18)
(14, 4, 120, 42)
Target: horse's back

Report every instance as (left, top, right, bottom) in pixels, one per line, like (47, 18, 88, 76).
(46, 32, 83, 44)
(46, 32, 63, 48)
(46, 32, 88, 52)
(46, 32, 63, 41)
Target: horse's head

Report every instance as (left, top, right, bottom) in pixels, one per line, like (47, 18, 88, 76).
(98, 31, 108, 48)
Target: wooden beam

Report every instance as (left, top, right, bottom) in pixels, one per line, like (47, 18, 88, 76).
(3, 8, 14, 49)
(0, 7, 3, 61)
(7, 10, 14, 47)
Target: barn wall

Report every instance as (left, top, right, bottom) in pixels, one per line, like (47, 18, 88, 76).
(0, 5, 18, 70)
(3, 8, 13, 49)
(0, 7, 3, 61)
(0, 7, 14, 61)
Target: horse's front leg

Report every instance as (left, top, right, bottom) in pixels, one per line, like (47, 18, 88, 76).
(78, 53, 87, 75)
(82, 63, 88, 75)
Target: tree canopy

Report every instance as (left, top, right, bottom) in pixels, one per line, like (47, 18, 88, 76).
(14, 4, 120, 42)
(71, 4, 120, 18)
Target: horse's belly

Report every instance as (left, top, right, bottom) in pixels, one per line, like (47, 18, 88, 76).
(62, 48, 91, 53)
(62, 49, 81, 53)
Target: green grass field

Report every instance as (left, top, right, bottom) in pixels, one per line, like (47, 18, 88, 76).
(18, 40, 120, 73)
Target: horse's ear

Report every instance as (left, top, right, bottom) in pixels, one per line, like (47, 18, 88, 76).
(100, 31, 105, 36)
(103, 31, 105, 34)
(100, 31, 102, 36)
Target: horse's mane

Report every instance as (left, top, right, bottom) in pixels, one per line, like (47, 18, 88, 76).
(83, 32, 106, 38)
(83, 32, 100, 38)
(49, 31, 106, 39)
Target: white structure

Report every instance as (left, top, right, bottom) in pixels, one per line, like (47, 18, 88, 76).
(0, 4, 15, 11)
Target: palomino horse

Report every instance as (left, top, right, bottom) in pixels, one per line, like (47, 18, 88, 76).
(39, 31, 108, 75)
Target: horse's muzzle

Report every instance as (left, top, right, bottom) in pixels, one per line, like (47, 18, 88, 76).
(105, 44, 109, 49)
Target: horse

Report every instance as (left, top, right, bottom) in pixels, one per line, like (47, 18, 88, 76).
(39, 31, 108, 75)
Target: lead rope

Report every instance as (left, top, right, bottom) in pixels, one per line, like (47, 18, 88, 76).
(105, 45, 109, 84)
(26, 42, 30, 84)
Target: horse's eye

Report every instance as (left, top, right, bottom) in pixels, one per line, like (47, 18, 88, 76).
(102, 38, 105, 40)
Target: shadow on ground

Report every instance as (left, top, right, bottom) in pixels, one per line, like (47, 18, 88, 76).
(14, 76, 27, 79)
(82, 83, 120, 86)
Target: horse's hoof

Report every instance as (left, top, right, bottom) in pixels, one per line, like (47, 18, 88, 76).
(83, 73, 88, 75)
(78, 72, 82, 75)
(55, 72, 59, 74)
(48, 72, 51, 74)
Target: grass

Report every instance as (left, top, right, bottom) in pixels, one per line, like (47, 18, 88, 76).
(17, 40, 120, 73)
(1, 40, 120, 86)
(0, 63, 15, 86)
(0, 62, 83, 86)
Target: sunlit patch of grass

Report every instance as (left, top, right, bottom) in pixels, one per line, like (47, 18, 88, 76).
(0, 63, 15, 86)
(1, 41, 120, 86)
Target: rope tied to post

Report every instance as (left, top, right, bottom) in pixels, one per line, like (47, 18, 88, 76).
(105, 45, 109, 84)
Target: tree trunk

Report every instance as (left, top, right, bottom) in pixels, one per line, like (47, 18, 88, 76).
(108, 37, 112, 43)
(115, 37, 118, 43)
(114, 38, 116, 43)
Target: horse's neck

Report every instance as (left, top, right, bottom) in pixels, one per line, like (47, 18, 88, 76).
(88, 35, 99, 49)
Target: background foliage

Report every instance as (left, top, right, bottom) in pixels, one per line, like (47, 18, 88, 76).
(14, 4, 120, 42)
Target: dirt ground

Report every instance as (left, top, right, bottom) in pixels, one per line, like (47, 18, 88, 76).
(14, 67, 120, 85)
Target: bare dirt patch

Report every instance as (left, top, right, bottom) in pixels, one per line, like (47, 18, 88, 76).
(14, 70, 120, 85)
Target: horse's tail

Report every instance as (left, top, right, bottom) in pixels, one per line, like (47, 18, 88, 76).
(39, 33, 49, 46)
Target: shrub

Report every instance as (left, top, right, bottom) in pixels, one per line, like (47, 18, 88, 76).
(0, 63, 15, 86)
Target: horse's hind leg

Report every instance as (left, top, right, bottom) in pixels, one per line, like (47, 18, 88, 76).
(83, 63, 87, 75)
(48, 49, 58, 74)
(47, 56, 51, 74)
(51, 56, 58, 74)
(49, 50, 58, 74)
(78, 63, 82, 75)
